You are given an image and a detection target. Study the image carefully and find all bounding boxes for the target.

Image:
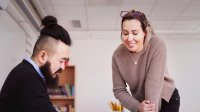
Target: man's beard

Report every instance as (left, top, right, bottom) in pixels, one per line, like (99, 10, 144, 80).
(40, 61, 62, 89)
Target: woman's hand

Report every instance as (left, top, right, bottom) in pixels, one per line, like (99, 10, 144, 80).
(138, 100, 156, 112)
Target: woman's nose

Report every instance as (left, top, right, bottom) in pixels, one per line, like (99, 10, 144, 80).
(127, 34, 134, 41)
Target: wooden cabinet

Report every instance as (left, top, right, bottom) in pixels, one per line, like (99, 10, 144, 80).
(49, 66, 75, 112)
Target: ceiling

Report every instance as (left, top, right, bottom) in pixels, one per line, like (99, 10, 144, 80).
(36, 0, 200, 34)
(2, 0, 200, 38)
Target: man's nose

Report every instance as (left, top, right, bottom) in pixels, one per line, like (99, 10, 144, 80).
(60, 63, 65, 70)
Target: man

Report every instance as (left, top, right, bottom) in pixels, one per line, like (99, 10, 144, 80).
(0, 16, 71, 112)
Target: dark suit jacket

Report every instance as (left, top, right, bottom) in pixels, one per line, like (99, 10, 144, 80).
(0, 60, 56, 112)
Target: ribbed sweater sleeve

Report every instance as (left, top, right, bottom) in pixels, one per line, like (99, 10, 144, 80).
(145, 39, 166, 112)
(112, 55, 140, 112)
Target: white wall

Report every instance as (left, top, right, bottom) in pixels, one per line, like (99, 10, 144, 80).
(164, 36, 200, 112)
(69, 33, 200, 112)
(69, 36, 122, 112)
(0, 10, 26, 89)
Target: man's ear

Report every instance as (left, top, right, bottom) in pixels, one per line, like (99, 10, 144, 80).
(38, 51, 48, 64)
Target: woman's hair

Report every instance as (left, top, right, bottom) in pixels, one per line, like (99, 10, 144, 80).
(121, 9, 155, 42)
(32, 16, 71, 57)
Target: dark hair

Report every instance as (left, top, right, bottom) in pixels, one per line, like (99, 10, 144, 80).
(32, 16, 71, 57)
(40, 15, 71, 46)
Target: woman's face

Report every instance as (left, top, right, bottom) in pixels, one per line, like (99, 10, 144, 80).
(121, 19, 145, 53)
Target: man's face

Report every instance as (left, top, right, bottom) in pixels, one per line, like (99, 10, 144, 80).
(40, 41, 70, 88)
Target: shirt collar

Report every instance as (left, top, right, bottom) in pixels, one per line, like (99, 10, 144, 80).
(25, 58, 45, 80)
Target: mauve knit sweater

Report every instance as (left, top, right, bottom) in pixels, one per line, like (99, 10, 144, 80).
(112, 36, 175, 112)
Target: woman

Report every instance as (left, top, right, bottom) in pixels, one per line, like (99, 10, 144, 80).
(112, 9, 180, 112)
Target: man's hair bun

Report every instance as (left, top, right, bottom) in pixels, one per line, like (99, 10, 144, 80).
(41, 16, 58, 27)
(40, 15, 71, 46)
